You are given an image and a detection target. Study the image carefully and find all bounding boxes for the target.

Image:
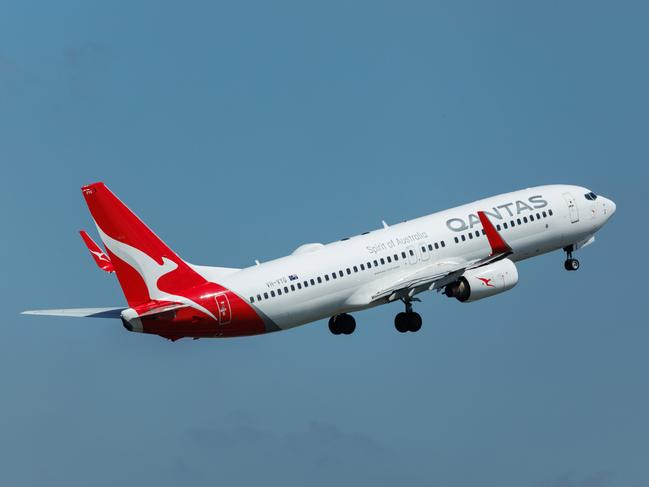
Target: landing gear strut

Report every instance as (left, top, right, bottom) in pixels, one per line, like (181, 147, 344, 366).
(328, 313, 356, 335)
(563, 245, 580, 272)
(394, 298, 422, 333)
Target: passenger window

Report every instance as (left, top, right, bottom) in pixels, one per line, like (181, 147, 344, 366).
(461, 235, 466, 241)
(536, 213, 541, 219)
(441, 241, 446, 247)
(401, 252, 407, 259)
(481, 229, 486, 235)
(332, 273, 337, 280)
(503, 223, 508, 229)
(290, 285, 296, 291)
(284, 286, 289, 293)
(346, 268, 351, 275)
(257, 294, 262, 301)
(360, 264, 365, 270)
(510, 220, 515, 227)
(549, 209, 553, 216)
(530, 214, 535, 221)
(434, 242, 439, 249)
(277, 289, 282, 296)
(264, 292, 269, 299)
(517, 218, 522, 225)
(523, 216, 528, 223)
(468, 233, 473, 239)
(428, 244, 433, 251)
(393, 254, 398, 261)
(454, 236, 459, 243)
(496, 225, 501, 231)
(475, 231, 480, 237)
(542, 211, 547, 218)
(380, 258, 385, 265)
(421, 246, 426, 253)
(367, 262, 372, 269)
(310, 279, 315, 285)
(386, 256, 392, 263)
(317, 277, 322, 284)
(271, 290, 276, 297)
(250, 296, 254, 303)
(373, 260, 378, 267)
(339, 270, 344, 277)
(409, 249, 415, 256)
(297, 283, 302, 289)
(353, 266, 358, 272)
(325, 275, 330, 281)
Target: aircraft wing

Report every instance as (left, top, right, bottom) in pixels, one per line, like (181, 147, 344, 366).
(21, 307, 125, 318)
(79, 230, 114, 273)
(347, 211, 513, 305)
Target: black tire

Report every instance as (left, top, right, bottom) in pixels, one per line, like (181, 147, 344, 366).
(328, 317, 341, 335)
(564, 258, 580, 271)
(340, 314, 356, 335)
(394, 312, 409, 333)
(408, 312, 422, 332)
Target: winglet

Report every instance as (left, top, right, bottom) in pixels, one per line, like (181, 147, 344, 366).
(477, 211, 512, 256)
(79, 230, 114, 272)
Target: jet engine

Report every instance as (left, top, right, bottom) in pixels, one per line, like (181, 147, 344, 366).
(444, 258, 518, 303)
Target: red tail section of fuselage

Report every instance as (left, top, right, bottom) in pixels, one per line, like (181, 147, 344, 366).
(81, 182, 267, 339)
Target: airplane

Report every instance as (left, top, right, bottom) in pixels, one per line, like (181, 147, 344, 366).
(23, 182, 616, 340)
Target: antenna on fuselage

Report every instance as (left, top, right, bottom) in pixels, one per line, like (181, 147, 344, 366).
(255, 260, 261, 266)
(382, 220, 389, 229)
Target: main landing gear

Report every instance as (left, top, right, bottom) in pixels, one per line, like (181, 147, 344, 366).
(394, 298, 422, 333)
(328, 313, 356, 335)
(563, 245, 580, 272)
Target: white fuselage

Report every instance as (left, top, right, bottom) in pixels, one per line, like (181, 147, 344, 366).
(214, 185, 615, 330)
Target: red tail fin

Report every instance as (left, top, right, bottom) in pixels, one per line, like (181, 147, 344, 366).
(81, 182, 207, 307)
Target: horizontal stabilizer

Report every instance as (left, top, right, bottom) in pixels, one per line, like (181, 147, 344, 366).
(21, 307, 124, 319)
(79, 230, 114, 272)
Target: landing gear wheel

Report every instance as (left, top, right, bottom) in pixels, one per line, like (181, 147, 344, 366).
(328, 317, 341, 335)
(395, 312, 409, 333)
(329, 314, 356, 335)
(564, 258, 580, 271)
(394, 312, 422, 333)
(409, 312, 422, 332)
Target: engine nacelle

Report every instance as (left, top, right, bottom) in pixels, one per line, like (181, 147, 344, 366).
(444, 258, 518, 303)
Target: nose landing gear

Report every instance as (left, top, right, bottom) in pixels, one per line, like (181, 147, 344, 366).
(394, 298, 422, 333)
(563, 245, 580, 271)
(328, 313, 356, 335)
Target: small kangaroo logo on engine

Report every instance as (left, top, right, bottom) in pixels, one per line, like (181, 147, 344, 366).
(477, 277, 495, 288)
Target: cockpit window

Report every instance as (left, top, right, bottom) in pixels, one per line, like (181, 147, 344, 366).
(584, 192, 598, 201)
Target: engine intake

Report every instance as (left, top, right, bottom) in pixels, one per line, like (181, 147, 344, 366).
(444, 258, 518, 302)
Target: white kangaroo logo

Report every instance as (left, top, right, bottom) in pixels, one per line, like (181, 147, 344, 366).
(96, 226, 217, 320)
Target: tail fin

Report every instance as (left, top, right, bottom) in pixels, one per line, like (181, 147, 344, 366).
(81, 182, 207, 307)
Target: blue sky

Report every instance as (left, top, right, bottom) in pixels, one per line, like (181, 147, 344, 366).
(1, 1, 648, 486)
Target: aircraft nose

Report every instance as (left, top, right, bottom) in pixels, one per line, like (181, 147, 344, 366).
(603, 197, 616, 218)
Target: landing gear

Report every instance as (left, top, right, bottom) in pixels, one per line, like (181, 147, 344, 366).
(564, 259, 580, 271)
(563, 245, 580, 272)
(394, 298, 422, 333)
(328, 313, 356, 335)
